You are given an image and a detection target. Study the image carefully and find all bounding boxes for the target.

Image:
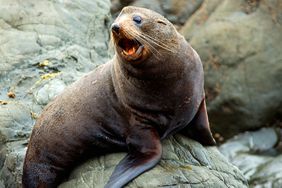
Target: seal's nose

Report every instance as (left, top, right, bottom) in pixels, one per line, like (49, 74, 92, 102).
(111, 23, 120, 34)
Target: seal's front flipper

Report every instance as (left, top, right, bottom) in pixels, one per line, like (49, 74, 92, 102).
(181, 99, 216, 146)
(105, 126, 162, 188)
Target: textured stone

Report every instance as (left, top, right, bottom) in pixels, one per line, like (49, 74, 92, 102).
(34, 78, 66, 105)
(250, 156, 282, 188)
(1, 0, 274, 187)
(59, 135, 248, 188)
(220, 128, 282, 187)
(0, 102, 34, 143)
(0, 0, 112, 187)
(111, 0, 204, 25)
(0, 140, 27, 188)
(180, 0, 282, 138)
(0, 0, 112, 105)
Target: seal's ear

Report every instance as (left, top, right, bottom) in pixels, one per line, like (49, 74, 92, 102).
(156, 19, 167, 25)
(181, 99, 216, 146)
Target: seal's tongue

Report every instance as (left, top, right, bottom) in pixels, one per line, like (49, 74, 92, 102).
(123, 39, 137, 55)
(117, 37, 144, 61)
(119, 38, 141, 55)
(127, 46, 136, 55)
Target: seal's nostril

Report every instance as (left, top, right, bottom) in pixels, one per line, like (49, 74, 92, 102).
(111, 23, 120, 34)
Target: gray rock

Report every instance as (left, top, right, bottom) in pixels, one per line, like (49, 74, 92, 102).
(0, 0, 112, 187)
(219, 128, 282, 187)
(130, 0, 164, 17)
(220, 128, 279, 159)
(59, 135, 248, 188)
(159, 0, 204, 25)
(0, 0, 252, 187)
(0, 140, 27, 188)
(250, 156, 282, 188)
(0, 102, 34, 143)
(111, 0, 204, 25)
(180, 0, 282, 138)
(0, 0, 112, 106)
(34, 78, 66, 105)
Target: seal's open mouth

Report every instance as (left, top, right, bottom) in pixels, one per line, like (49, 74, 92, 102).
(118, 38, 144, 61)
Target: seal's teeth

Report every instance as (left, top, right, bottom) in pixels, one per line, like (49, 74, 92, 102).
(136, 45, 144, 55)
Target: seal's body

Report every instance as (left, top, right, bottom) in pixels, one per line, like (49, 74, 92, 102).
(23, 6, 215, 188)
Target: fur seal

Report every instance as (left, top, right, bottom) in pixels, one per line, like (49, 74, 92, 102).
(22, 6, 216, 188)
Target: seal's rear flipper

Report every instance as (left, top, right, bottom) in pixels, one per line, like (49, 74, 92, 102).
(181, 99, 216, 146)
(105, 127, 162, 188)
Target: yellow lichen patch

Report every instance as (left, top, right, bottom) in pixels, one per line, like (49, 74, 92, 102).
(214, 133, 225, 143)
(0, 100, 8, 105)
(40, 72, 61, 80)
(7, 91, 16, 98)
(39, 60, 50, 67)
(28, 72, 61, 93)
(179, 165, 192, 171)
(30, 111, 38, 119)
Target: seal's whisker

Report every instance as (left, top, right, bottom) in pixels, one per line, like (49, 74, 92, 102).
(130, 31, 159, 53)
(137, 36, 162, 59)
(127, 29, 162, 58)
(141, 32, 176, 53)
(129, 29, 163, 55)
(139, 32, 177, 53)
(140, 32, 173, 49)
(136, 36, 162, 58)
(125, 28, 163, 54)
(123, 28, 160, 56)
(109, 32, 116, 52)
(142, 36, 174, 53)
(138, 34, 172, 56)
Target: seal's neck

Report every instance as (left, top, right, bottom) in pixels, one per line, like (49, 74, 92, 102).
(116, 53, 182, 81)
(111, 39, 200, 115)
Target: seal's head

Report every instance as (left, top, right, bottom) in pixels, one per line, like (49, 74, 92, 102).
(111, 6, 180, 65)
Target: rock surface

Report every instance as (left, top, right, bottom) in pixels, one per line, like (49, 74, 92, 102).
(59, 135, 247, 188)
(0, 0, 112, 187)
(111, 0, 204, 25)
(1, 0, 281, 187)
(0, 0, 249, 187)
(220, 127, 282, 187)
(180, 0, 282, 138)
